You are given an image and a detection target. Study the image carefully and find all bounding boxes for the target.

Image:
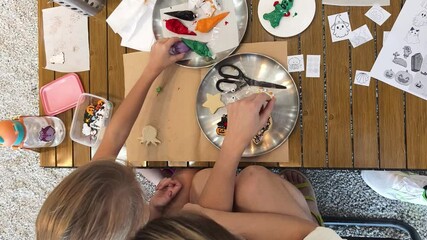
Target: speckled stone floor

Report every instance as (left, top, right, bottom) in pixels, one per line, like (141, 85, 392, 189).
(0, 1, 426, 239)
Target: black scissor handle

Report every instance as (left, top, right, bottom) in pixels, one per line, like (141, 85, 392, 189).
(218, 64, 243, 79)
(216, 79, 246, 92)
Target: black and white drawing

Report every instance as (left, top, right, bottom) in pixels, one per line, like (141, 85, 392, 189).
(395, 70, 414, 86)
(409, 54, 427, 96)
(384, 69, 395, 79)
(328, 12, 351, 42)
(365, 5, 391, 26)
(392, 52, 408, 67)
(354, 71, 371, 86)
(421, 0, 427, 10)
(349, 25, 373, 48)
(403, 46, 412, 58)
(331, 14, 350, 38)
(404, 27, 420, 44)
(411, 53, 423, 72)
(413, 10, 427, 27)
(287, 55, 305, 73)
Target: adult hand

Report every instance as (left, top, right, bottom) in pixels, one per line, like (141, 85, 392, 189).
(147, 37, 185, 74)
(150, 178, 183, 214)
(224, 93, 276, 151)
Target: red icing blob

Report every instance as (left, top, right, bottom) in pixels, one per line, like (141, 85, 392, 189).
(225, 21, 229, 25)
(165, 19, 197, 36)
(283, 12, 291, 17)
(273, 1, 279, 6)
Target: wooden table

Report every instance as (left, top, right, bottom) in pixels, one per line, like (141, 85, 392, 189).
(38, 0, 427, 169)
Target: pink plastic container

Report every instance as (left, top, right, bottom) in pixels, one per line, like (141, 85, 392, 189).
(40, 73, 84, 116)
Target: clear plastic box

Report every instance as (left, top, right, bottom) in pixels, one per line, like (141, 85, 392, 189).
(70, 93, 113, 147)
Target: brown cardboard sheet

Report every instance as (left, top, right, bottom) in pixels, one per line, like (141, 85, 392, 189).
(124, 41, 290, 165)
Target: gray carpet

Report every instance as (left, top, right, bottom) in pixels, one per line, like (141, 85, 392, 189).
(0, 1, 426, 239)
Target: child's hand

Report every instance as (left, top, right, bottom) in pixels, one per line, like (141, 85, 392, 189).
(150, 177, 183, 213)
(224, 93, 276, 151)
(147, 38, 186, 74)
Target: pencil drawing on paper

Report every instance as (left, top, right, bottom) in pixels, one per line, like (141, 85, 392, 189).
(331, 14, 350, 38)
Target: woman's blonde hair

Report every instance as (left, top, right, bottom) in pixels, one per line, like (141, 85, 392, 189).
(36, 160, 146, 240)
(133, 212, 239, 240)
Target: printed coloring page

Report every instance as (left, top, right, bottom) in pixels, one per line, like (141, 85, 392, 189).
(371, 0, 427, 100)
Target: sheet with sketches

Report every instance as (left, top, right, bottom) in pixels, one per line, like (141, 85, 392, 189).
(371, 0, 427, 100)
(43, 6, 90, 72)
(328, 12, 352, 42)
(365, 5, 391, 26)
(306, 55, 321, 78)
(354, 70, 371, 86)
(322, 0, 390, 6)
(160, 1, 239, 57)
(287, 55, 304, 73)
(348, 24, 373, 48)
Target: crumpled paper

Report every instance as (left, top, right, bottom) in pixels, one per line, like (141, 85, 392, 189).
(106, 0, 156, 52)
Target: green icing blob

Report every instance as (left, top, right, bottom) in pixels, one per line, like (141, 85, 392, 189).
(181, 38, 212, 58)
(263, 0, 294, 28)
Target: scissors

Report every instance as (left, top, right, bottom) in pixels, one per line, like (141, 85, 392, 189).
(215, 64, 287, 93)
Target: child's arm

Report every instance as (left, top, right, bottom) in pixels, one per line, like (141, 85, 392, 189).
(93, 38, 184, 161)
(197, 94, 275, 211)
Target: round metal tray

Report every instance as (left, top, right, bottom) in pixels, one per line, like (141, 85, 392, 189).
(196, 53, 299, 157)
(152, 0, 248, 68)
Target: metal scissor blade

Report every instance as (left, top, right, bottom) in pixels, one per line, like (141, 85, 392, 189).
(251, 81, 287, 89)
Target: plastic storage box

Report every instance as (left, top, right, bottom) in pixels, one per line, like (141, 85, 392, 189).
(40, 73, 84, 116)
(70, 93, 113, 147)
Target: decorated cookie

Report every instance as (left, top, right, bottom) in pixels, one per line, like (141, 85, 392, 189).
(263, 0, 294, 28)
(138, 125, 161, 146)
(202, 93, 224, 114)
(253, 117, 272, 145)
(216, 114, 228, 136)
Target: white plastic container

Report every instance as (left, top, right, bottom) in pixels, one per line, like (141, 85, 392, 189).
(70, 93, 113, 147)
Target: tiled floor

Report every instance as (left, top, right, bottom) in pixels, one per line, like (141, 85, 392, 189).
(0, 1, 425, 239)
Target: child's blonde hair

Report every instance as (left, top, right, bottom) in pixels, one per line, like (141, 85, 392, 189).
(36, 160, 146, 240)
(133, 212, 239, 240)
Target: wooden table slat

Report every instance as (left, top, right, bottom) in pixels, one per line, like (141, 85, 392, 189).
(376, 0, 406, 169)
(38, 1, 56, 167)
(300, 0, 327, 168)
(350, 7, 379, 168)
(406, 96, 427, 169)
(324, 6, 353, 168)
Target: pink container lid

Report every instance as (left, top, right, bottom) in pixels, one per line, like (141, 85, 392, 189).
(40, 73, 85, 116)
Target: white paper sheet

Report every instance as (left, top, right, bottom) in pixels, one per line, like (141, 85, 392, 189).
(354, 70, 371, 86)
(349, 24, 373, 48)
(365, 5, 391, 26)
(43, 6, 90, 72)
(160, 2, 239, 55)
(287, 55, 305, 73)
(328, 12, 352, 42)
(371, 0, 427, 100)
(106, 0, 156, 52)
(306, 55, 321, 78)
(383, 31, 390, 45)
(322, 0, 390, 6)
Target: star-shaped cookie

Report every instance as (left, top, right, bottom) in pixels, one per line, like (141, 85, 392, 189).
(202, 93, 224, 114)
